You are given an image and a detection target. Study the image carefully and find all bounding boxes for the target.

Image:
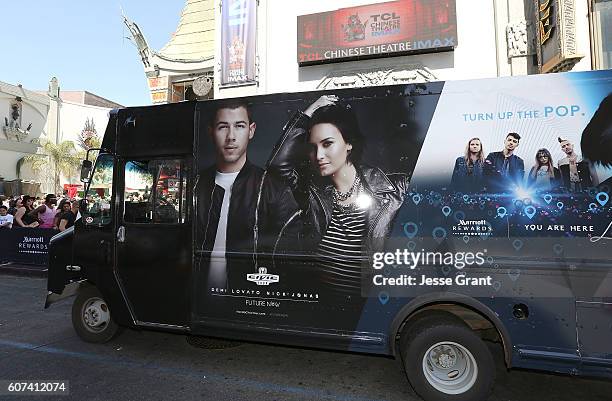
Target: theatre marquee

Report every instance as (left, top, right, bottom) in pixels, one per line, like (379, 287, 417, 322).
(297, 0, 457, 65)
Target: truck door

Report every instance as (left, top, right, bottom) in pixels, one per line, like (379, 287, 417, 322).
(115, 158, 192, 327)
(576, 300, 612, 364)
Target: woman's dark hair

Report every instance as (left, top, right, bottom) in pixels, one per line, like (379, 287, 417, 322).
(57, 199, 70, 212)
(308, 103, 364, 165)
(22, 195, 33, 210)
(581, 94, 612, 167)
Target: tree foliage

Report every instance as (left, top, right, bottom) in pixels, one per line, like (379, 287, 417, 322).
(18, 140, 81, 193)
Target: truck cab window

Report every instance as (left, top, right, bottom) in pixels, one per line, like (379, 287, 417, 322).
(83, 154, 114, 225)
(123, 159, 186, 224)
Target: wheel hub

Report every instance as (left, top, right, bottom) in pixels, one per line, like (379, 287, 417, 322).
(422, 341, 478, 395)
(431, 345, 458, 369)
(83, 299, 110, 330)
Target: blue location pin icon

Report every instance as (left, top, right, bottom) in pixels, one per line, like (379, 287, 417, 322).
(524, 206, 536, 220)
(508, 269, 520, 282)
(596, 192, 609, 207)
(442, 206, 452, 217)
(512, 239, 523, 251)
(556, 201, 564, 209)
(432, 227, 447, 244)
(378, 291, 389, 305)
(412, 194, 422, 205)
(463, 194, 469, 203)
(543, 194, 553, 204)
(463, 235, 469, 244)
(403, 222, 418, 238)
(497, 207, 507, 218)
(454, 211, 465, 222)
(407, 241, 416, 252)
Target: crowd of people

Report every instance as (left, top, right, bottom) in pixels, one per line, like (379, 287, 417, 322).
(0, 193, 79, 231)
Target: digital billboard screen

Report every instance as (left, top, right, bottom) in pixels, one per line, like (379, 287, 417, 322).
(297, 0, 458, 65)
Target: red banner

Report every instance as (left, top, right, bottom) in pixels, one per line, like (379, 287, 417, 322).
(297, 0, 457, 65)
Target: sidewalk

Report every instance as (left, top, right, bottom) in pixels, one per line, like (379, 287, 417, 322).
(0, 262, 47, 278)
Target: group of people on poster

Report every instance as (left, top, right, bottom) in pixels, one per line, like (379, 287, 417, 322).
(197, 95, 407, 296)
(450, 133, 599, 193)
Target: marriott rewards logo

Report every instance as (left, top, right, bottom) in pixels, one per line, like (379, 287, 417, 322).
(247, 267, 279, 286)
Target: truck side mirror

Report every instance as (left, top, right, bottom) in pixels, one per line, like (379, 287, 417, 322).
(80, 160, 93, 183)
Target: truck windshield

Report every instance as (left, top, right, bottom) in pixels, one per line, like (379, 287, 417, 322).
(82, 153, 114, 225)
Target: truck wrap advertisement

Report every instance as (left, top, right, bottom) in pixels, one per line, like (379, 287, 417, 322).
(193, 70, 612, 339)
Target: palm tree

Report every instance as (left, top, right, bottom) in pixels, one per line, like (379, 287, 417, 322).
(18, 140, 82, 194)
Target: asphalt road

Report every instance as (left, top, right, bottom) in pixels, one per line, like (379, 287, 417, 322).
(1, 275, 611, 401)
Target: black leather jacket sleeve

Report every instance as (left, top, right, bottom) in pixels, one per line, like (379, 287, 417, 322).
(266, 111, 310, 192)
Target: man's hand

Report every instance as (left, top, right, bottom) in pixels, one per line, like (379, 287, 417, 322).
(304, 95, 339, 117)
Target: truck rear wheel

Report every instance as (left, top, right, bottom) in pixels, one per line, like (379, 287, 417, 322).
(72, 286, 120, 343)
(401, 316, 495, 401)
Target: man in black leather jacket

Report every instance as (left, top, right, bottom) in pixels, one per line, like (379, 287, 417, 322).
(196, 100, 301, 290)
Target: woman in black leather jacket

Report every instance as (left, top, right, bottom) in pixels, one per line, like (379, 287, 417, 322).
(268, 96, 409, 295)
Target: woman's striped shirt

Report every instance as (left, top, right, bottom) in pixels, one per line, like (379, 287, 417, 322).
(316, 204, 367, 295)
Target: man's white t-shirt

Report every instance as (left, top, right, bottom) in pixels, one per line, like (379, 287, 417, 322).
(0, 214, 14, 229)
(208, 171, 240, 289)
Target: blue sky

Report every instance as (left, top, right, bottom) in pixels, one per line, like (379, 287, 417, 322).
(1, 1, 185, 107)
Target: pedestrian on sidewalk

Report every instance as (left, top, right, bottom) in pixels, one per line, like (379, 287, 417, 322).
(31, 194, 57, 229)
(0, 205, 13, 229)
(14, 195, 39, 228)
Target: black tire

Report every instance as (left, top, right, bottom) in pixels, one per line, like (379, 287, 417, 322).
(401, 316, 495, 401)
(72, 286, 120, 343)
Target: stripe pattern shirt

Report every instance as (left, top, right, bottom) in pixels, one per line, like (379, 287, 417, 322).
(316, 204, 367, 295)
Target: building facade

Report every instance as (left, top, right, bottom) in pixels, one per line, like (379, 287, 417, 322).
(124, 0, 216, 104)
(127, 0, 611, 102)
(0, 78, 121, 196)
(42, 79, 122, 194)
(0, 81, 50, 195)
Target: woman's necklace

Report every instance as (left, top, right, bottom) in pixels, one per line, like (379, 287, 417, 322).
(333, 174, 361, 204)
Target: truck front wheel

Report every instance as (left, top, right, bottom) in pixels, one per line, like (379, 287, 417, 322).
(401, 316, 495, 401)
(72, 286, 120, 343)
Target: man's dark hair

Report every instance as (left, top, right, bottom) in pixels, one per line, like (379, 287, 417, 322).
(581, 94, 612, 167)
(506, 132, 521, 141)
(207, 99, 253, 128)
(0, 205, 7, 211)
(308, 103, 365, 164)
(45, 194, 56, 203)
